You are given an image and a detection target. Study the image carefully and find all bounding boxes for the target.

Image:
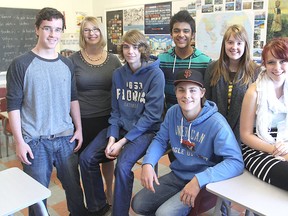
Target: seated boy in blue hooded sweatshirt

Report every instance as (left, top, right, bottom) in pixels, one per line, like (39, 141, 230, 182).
(132, 69, 244, 216)
(79, 29, 165, 216)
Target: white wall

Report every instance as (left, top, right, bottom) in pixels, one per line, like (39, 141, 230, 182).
(0, 0, 94, 33)
(0, 0, 94, 84)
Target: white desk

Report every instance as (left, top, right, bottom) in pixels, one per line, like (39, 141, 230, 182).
(206, 170, 288, 216)
(0, 167, 51, 216)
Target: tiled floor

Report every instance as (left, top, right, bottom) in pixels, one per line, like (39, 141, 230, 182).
(0, 135, 247, 216)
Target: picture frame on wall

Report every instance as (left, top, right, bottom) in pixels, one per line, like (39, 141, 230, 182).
(97, 16, 103, 23)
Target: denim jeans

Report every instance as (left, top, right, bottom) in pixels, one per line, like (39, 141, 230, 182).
(79, 128, 155, 216)
(132, 171, 191, 216)
(22, 135, 87, 216)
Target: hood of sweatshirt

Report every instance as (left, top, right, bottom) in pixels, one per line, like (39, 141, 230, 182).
(122, 55, 160, 75)
(107, 55, 165, 141)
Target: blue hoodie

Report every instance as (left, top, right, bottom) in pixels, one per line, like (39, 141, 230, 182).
(143, 100, 244, 188)
(107, 56, 165, 141)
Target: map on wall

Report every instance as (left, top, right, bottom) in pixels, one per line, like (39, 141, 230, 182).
(196, 11, 254, 60)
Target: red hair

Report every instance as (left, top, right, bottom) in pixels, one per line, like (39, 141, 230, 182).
(262, 37, 288, 66)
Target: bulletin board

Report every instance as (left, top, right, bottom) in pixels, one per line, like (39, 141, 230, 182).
(105, 0, 288, 62)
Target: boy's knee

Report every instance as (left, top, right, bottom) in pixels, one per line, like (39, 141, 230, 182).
(131, 193, 147, 215)
(79, 152, 92, 170)
(155, 205, 167, 216)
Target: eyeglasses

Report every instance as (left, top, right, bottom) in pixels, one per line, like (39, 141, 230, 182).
(83, 28, 100, 34)
(40, 26, 63, 34)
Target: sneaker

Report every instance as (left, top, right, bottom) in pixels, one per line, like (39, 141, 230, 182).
(88, 204, 111, 216)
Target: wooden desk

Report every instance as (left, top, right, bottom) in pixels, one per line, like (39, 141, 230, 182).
(206, 170, 288, 216)
(0, 111, 12, 158)
(0, 111, 8, 119)
(0, 167, 51, 216)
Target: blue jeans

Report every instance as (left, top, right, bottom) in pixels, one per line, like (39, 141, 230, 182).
(22, 135, 87, 216)
(79, 128, 155, 216)
(132, 171, 191, 216)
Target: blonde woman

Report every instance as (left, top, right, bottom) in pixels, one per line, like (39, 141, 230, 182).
(69, 16, 122, 207)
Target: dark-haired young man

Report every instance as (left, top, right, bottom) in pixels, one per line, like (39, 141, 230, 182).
(6, 7, 87, 216)
(159, 10, 211, 109)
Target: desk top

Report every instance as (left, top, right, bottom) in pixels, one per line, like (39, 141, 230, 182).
(0, 167, 51, 216)
(206, 170, 288, 216)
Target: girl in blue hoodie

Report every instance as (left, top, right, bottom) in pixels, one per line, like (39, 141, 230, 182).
(79, 30, 165, 216)
(132, 69, 244, 216)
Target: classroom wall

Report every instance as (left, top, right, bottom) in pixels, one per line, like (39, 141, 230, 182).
(91, 0, 272, 61)
(0, 0, 94, 33)
(0, 0, 93, 84)
(92, 0, 179, 18)
(0, 0, 285, 83)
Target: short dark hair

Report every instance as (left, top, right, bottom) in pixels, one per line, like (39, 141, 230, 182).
(170, 10, 195, 34)
(35, 7, 65, 30)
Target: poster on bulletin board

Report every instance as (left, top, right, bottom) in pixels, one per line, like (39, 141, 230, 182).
(106, 10, 123, 54)
(144, 2, 172, 34)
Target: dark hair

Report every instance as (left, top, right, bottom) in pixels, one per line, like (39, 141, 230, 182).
(262, 37, 288, 66)
(35, 7, 65, 30)
(169, 10, 195, 34)
(117, 30, 150, 62)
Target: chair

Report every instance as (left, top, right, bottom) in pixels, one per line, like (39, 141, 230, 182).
(1, 110, 13, 157)
(188, 188, 218, 216)
(0, 87, 13, 158)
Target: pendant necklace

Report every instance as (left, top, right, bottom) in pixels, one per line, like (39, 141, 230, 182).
(84, 49, 103, 61)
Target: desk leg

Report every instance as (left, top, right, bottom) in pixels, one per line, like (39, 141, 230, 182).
(38, 201, 49, 216)
(5, 131, 9, 157)
(3, 118, 9, 157)
(213, 197, 223, 215)
(30, 201, 49, 216)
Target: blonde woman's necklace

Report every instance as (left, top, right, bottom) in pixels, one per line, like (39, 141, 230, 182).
(84, 49, 103, 61)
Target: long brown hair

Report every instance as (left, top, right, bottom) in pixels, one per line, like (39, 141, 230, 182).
(210, 24, 257, 86)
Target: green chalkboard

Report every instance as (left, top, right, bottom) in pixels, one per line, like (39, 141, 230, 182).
(0, 8, 39, 72)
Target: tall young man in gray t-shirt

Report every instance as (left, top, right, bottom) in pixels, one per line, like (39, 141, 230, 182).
(6, 7, 87, 216)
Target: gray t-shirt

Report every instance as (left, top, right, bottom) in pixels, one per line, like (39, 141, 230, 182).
(6, 51, 77, 140)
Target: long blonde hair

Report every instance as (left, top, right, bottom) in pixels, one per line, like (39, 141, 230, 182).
(210, 24, 257, 86)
